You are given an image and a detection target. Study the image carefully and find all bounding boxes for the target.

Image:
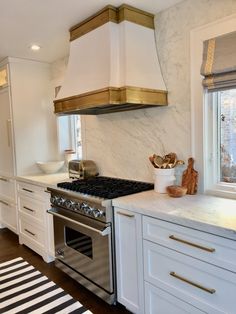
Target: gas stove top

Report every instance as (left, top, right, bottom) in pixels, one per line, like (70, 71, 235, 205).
(57, 176, 154, 199)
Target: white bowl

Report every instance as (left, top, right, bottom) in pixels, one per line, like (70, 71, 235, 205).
(36, 161, 65, 174)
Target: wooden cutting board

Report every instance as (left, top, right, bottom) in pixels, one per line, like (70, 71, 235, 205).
(181, 157, 198, 195)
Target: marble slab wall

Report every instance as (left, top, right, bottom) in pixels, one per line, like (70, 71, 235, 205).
(82, 0, 236, 183)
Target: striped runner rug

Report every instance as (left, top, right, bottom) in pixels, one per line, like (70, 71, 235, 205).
(0, 257, 93, 314)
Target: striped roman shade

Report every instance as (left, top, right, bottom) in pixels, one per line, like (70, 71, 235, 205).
(201, 31, 236, 91)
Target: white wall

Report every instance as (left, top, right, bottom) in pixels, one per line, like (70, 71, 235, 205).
(81, 0, 236, 183)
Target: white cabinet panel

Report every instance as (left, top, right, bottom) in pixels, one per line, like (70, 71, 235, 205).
(114, 208, 144, 314)
(143, 216, 236, 272)
(144, 240, 234, 314)
(0, 88, 14, 177)
(0, 176, 16, 202)
(145, 282, 205, 314)
(0, 201, 17, 233)
(19, 195, 44, 222)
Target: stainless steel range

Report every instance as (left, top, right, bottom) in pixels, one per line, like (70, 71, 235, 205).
(47, 176, 154, 304)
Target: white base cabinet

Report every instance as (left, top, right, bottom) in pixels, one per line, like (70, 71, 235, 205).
(17, 181, 54, 263)
(114, 209, 236, 314)
(0, 176, 17, 233)
(114, 208, 144, 314)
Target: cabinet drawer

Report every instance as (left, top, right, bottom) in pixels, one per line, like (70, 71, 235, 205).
(0, 176, 15, 201)
(145, 282, 204, 314)
(17, 182, 47, 200)
(143, 216, 236, 272)
(1, 201, 17, 233)
(19, 218, 44, 246)
(19, 196, 44, 222)
(144, 240, 236, 314)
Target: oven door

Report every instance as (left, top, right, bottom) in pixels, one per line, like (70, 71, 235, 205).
(48, 207, 114, 293)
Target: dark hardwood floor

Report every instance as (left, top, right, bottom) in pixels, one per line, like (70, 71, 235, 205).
(0, 228, 131, 314)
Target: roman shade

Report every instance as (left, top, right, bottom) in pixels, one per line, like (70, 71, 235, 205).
(201, 31, 236, 91)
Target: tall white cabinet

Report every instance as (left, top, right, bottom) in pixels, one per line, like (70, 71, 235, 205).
(0, 57, 58, 234)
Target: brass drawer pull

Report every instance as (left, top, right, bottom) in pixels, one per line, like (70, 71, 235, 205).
(22, 188, 34, 193)
(0, 199, 10, 206)
(23, 206, 35, 213)
(0, 177, 8, 182)
(44, 190, 51, 194)
(117, 211, 135, 218)
(24, 228, 36, 237)
(170, 271, 216, 294)
(169, 235, 215, 253)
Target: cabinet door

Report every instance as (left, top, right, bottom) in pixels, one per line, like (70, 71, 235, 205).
(0, 88, 14, 176)
(145, 282, 205, 314)
(0, 200, 17, 234)
(114, 208, 144, 314)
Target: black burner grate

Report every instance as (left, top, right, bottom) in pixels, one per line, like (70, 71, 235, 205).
(57, 176, 154, 199)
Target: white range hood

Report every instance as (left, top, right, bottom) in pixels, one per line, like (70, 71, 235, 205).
(54, 4, 168, 115)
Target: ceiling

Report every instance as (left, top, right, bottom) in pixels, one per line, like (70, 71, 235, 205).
(0, 0, 183, 64)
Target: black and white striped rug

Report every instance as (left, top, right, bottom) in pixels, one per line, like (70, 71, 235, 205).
(0, 257, 93, 314)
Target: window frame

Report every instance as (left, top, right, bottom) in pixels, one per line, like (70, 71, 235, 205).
(191, 14, 236, 198)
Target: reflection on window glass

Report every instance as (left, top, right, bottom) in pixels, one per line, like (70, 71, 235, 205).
(65, 226, 93, 259)
(219, 89, 236, 183)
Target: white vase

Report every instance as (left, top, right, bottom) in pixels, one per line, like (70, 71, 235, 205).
(154, 168, 176, 193)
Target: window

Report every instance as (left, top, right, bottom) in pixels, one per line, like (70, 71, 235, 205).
(57, 115, 82, 160)
(204, 88, 236, 195)
(191, 14, 236, 198)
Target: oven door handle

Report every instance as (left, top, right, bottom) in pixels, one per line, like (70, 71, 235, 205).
(47, 209, 110, 236)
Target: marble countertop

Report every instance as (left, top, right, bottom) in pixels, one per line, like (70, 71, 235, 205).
(112, 191, 236, 240)
(16, 172, 69, 188)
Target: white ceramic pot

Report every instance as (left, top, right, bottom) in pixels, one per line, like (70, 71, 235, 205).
(154, 168, 176, 193)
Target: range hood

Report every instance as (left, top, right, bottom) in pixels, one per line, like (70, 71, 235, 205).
(54, 4, 168, 115)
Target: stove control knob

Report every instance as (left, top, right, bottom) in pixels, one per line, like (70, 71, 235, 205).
(73, 202, 80, 211)
(80, 203, 91, 214)
(50, 195, 60, 205)
(65, 200, 75, 209)
(58, 197, 66, 206)
(92, 209, 105, 218)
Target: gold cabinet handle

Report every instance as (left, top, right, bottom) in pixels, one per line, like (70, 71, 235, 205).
(23, 206, 35, 213)
(24, 229, 36, 237)
(22, 188, 34, 193)
(170, 271, 216, 294)
(0, 176, 8, 182)
(0, 199, 10, 206)
(169, 235, 215, 253)
(116, 211, 135, 218)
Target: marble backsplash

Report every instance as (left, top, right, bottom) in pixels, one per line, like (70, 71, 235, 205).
(81, 0, 236, 184)
(82, 105, 189, 183)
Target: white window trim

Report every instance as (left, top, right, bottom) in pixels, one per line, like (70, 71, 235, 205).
(191, 14, 236, 198)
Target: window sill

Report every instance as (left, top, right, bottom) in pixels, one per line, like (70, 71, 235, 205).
(205, 188, 236, 200)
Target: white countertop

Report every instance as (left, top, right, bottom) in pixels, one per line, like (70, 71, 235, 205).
(15, 174, 236, 240)
(16, 172, 69, 188)
(112, 191, 236, 240)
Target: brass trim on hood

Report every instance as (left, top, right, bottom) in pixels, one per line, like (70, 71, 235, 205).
(54, 86, 167, 115)
(70, 4, 154, 41)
